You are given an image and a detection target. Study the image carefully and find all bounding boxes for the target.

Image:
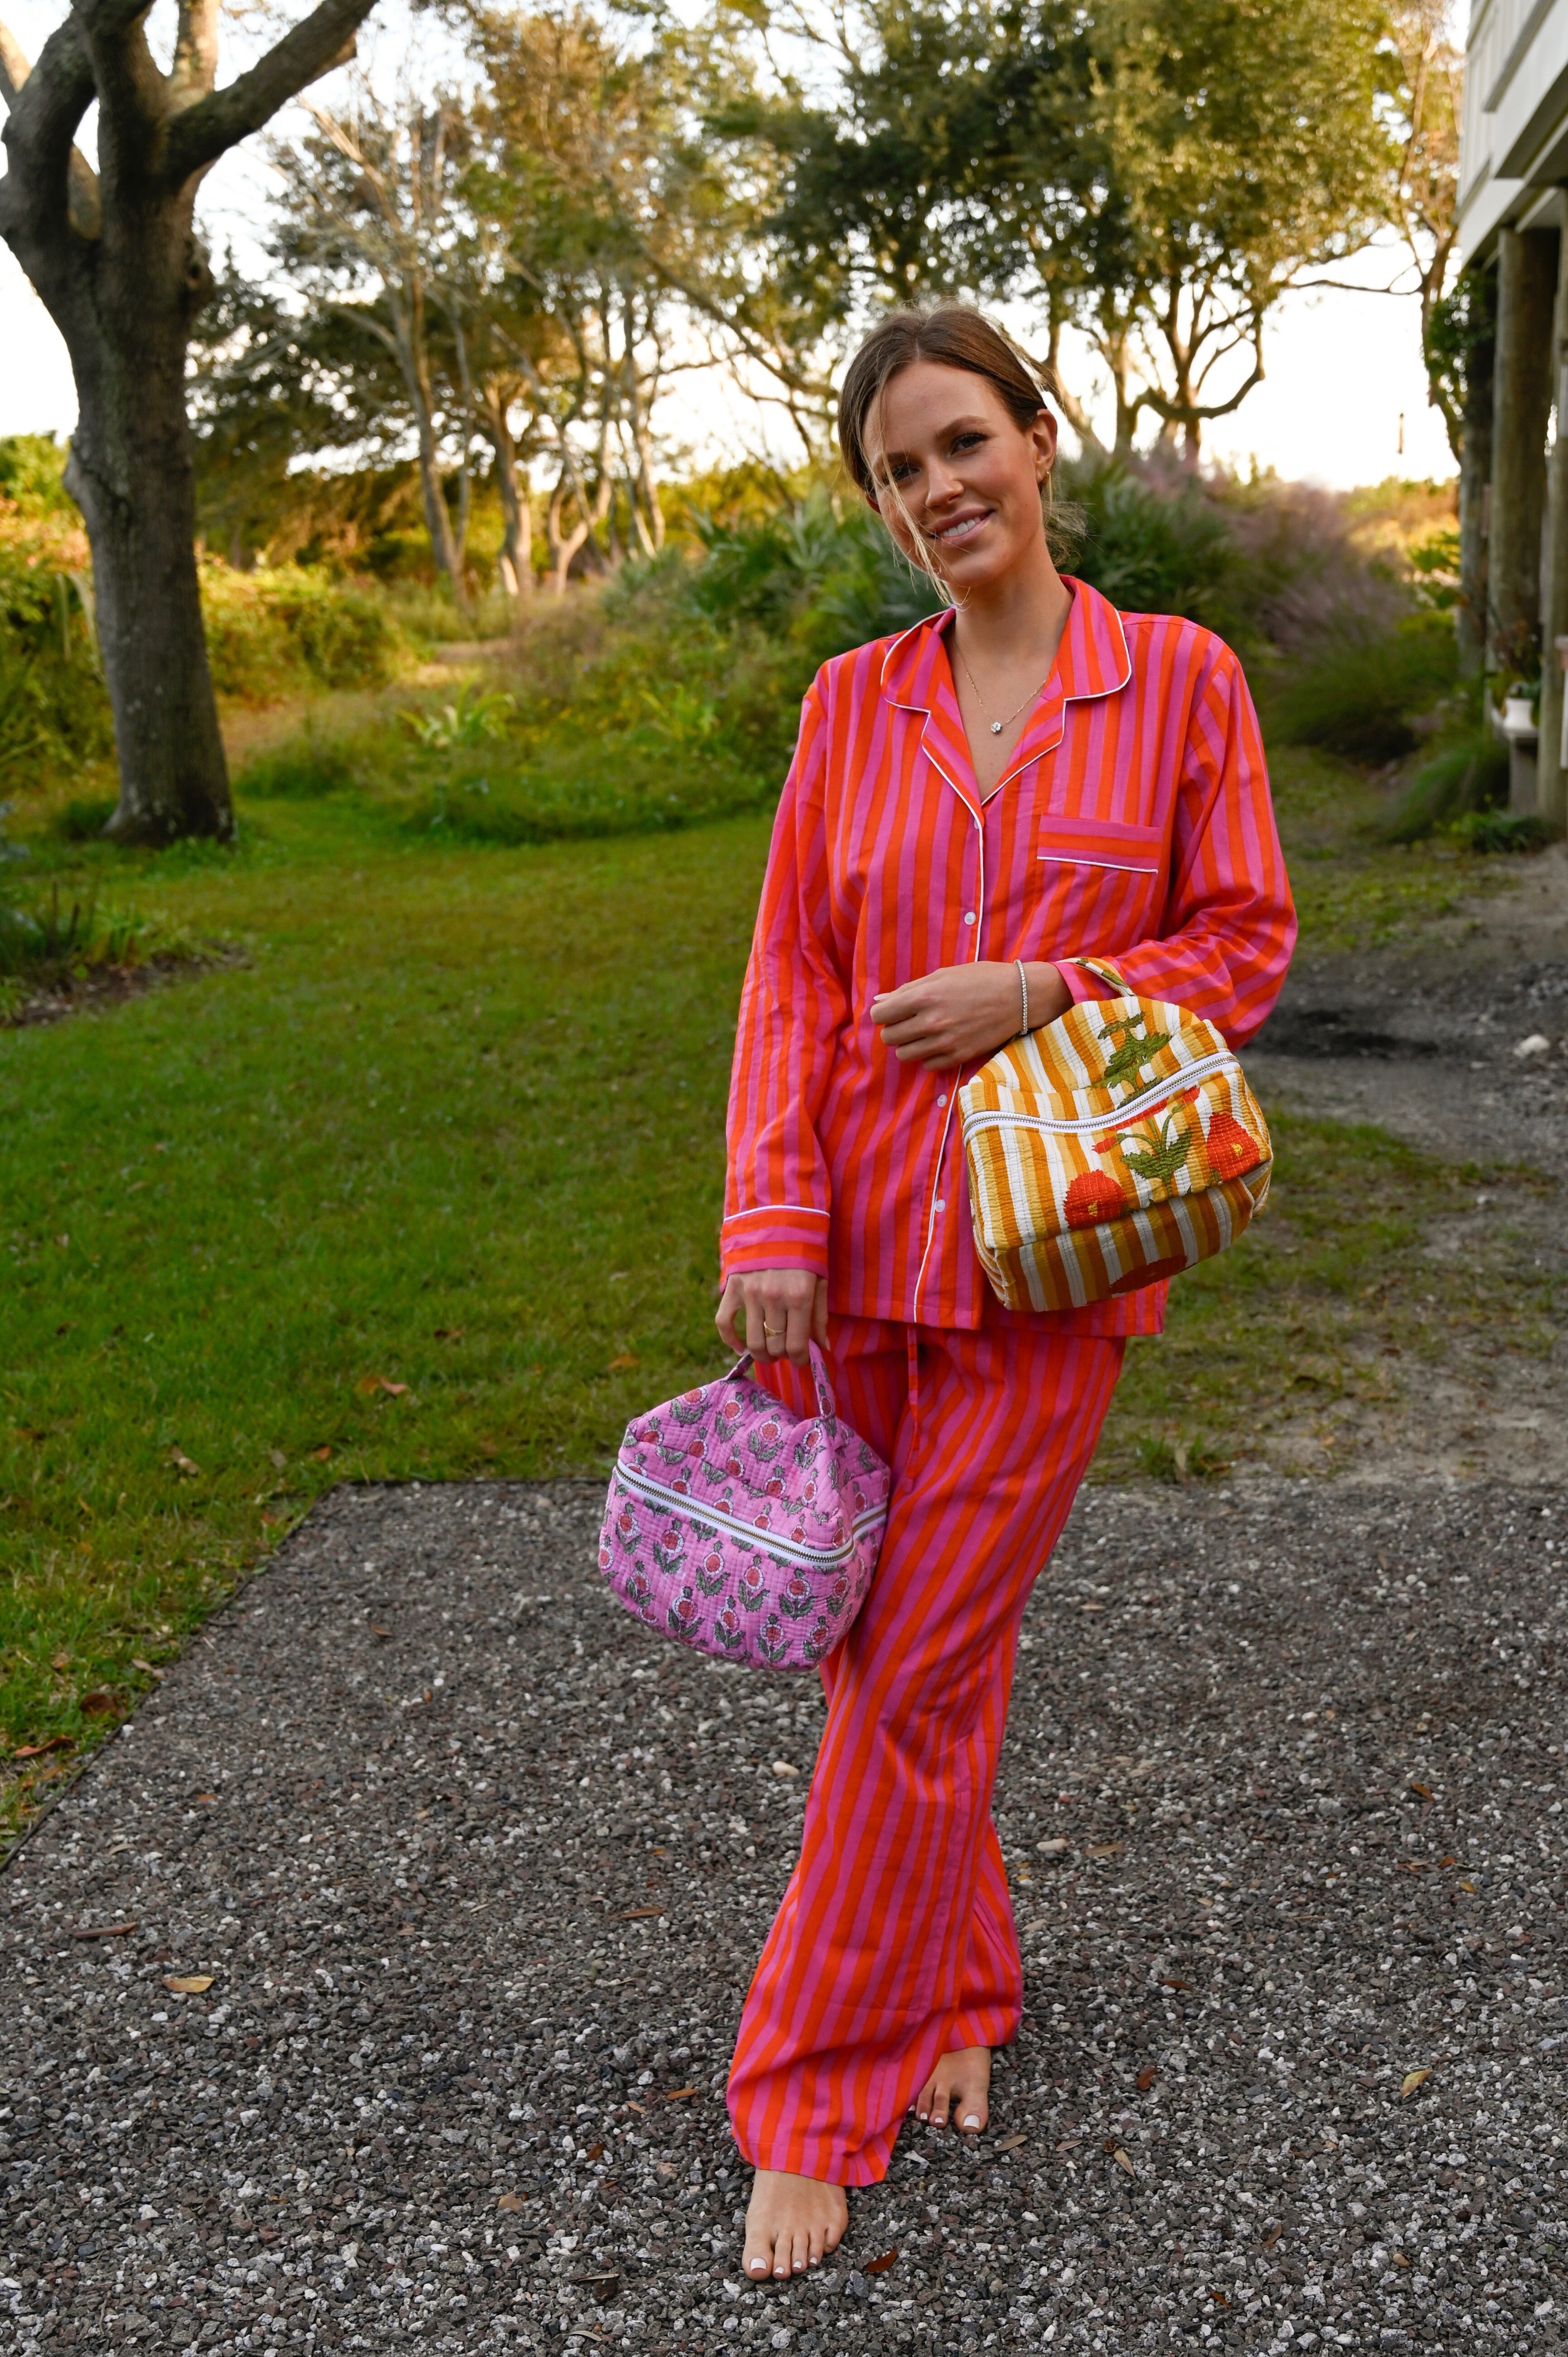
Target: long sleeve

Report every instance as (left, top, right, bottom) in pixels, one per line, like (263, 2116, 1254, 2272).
(1058, 639, 1295, 1047)
(721, 680, 847, 1279)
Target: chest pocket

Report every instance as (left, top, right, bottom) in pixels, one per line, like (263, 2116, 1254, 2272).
(1027, 815, 1166, 959)
(1037, 815, 1164, 875)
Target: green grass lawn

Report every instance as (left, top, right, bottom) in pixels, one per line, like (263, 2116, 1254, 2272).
(0, 753, 1554, 1839)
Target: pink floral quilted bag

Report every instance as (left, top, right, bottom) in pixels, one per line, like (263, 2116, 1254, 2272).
(597, 1344, 891, 1673)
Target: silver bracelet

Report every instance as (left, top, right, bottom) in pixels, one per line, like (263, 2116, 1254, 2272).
(1016, 958, 1029, 1037)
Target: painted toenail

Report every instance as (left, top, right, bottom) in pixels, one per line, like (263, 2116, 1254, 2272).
(964, 2113, 980, 2127)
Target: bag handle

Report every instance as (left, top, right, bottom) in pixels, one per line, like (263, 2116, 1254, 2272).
(730, 1337, 839, 1422)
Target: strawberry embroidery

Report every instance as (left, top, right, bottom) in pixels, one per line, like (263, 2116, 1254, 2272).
(1065, 1168, 1133, 1228)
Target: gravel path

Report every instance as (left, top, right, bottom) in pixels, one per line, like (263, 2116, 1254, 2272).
(3, 1477, 1565, 2356)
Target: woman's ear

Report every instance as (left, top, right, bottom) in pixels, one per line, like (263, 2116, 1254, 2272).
(1030, 406, 1059, 483)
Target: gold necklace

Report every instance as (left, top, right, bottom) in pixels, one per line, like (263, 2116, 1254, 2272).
(954, 641, 1050, 737)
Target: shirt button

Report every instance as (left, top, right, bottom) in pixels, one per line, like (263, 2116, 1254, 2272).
(937, 1093, 948, 1107)
(935, 1199, 946, 1213)
(963, 911, 976, 926)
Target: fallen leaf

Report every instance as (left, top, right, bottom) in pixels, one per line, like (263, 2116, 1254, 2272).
(78, 1690, 117, 1716)
(169, 1448, 201, 1476)
(1160, 1976, 1192, 1992)
(1262, 2224, 1283, 2250)
(50, 1652, 70, 1670)
(497, 2192, 525, 2214)
(309, 1445, 332, 1462)
(195, 1792, 215, 1803)
(1437, 1854, 1456, 1868)
(371, 1625, 393, 1640)
(1088, 1841, 1125, 1857)
(1457, 1878, 1477, 1895)
(993, 2133, 1028, 2152)
(70, 1921, 137, 1940)
(1392, 2250, 1411, 2266)
(770, 1759, 799, 1778)
(626, 2101, 647, 2116)
(433, 1327, 466, 1341)
(165, 1975, 214, 1995)
(14, 1735, 72, 1759)
(1036, 1837, 1071, 1856)
(607, 1353, 641, 1372)
(1409, 1780, 1434, 1799)
(611, 1906, 662, 1920)
(268, 1448, 287, 1469)
(865, 2249, 898, 2276)
(1212, 2290, 1230, 2307)
(357, 1374, 409, 1397)
(663, 2085, 698, 2102)
(1110, 2147, 1135, 2177)
(1401, 2068, 1431, 2099)
(54, 1233, 68, 1248)
(1136, 2066, 1158, 2092)
(585, 2143, 604, 2162)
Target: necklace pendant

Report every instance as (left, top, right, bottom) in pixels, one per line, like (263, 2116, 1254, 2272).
(990, 720, 1003, 735)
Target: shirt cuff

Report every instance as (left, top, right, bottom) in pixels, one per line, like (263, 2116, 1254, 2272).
(721, 1205, 832, 1278)
(1057, 956, 1128, 1005)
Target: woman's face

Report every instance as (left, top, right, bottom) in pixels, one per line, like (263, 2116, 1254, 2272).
(861, 360, 1058, 593)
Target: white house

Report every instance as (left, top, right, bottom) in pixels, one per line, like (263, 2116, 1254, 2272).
(1457, 0, 1568, 817)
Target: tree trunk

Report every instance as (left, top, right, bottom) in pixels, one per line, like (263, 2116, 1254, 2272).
(1537, 201, 1568, 833)
(484, 394, 531, 619)
(1489, 225, 1558, 683)
(1456, 266, 1495, 681)
(57, 207, 232, 843)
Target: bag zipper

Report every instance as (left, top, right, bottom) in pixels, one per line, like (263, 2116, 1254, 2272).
(962, 1047, 1242, 1140)
(611, 1455, 884, 1571)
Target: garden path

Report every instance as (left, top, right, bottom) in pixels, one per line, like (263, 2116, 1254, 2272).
(2, 1477, 1563, 2354)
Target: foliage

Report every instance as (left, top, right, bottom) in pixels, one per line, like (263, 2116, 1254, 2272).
(0, 466, 115, 787)
(1383, 720, 1511, 844)
(198, 564, 409, 703)
(1425, 266, 1495, 466)
(1378, 0, 1463, 459)
(1267, 614, 1458, 762)
(739, 0, 1393, 454)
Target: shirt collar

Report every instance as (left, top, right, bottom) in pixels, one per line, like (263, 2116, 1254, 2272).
(878, 576, 1132, 808)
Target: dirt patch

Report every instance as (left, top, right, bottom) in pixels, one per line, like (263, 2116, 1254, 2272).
(1242, 844, 1568, 1484)
(1, 945, 246, 1030)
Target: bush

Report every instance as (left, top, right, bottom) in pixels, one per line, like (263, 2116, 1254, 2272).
(200, 566, 409, 702)
(1268, 615, 1459, 763)
(237, 732, 360, 799)
(1449, 806, 1553, 854)
(1383, 723, 1510, 843)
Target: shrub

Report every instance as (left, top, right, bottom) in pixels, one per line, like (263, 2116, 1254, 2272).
(1383, 701, 1511, 845)
(200, 565, 409, 702)
(1449, 806, 1553, 854)
(1268, 615, 1459, 763)
(237, 732, 360, 799)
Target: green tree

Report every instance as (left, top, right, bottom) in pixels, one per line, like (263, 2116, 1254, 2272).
(0, 0, 385, 842)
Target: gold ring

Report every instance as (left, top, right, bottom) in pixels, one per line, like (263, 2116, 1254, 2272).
(762, 1322, 784, 1337)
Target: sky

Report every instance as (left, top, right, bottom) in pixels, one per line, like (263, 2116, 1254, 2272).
(0, 0, 1457, 495)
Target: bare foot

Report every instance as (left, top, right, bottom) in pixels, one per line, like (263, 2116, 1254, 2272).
(743, 2168, 848, 2281)
(909, 2044, 992, 2133)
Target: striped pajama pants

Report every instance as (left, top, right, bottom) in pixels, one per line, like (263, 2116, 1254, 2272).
(728, 1314, 1124, 2185)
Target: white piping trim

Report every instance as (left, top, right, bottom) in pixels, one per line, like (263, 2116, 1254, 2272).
(612, 1456, 885, 1570)
(722, 1204, 832, 1224)
(1037, 852, 1160, 875)
(911, 801, 986, 1320)
(962, 1049, 1240, 1140)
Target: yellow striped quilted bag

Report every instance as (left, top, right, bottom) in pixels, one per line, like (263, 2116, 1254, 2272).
(959, 987, 1271, 1314)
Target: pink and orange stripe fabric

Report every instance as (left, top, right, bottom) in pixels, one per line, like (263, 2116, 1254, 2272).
(721, 579, 1296, 1334)
(729, 1314, 1124, 2183)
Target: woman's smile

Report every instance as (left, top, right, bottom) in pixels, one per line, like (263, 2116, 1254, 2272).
(929, 507, 993, 543)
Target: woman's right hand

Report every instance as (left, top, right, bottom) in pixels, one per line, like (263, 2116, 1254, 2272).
(716, 1269, 828, 1365)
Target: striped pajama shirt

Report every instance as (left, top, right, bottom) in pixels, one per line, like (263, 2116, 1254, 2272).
(721, 580, 1294, 2181)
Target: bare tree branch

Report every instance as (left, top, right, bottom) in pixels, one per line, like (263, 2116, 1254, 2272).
(0, 14, 102, 241)
(161, 0, 375, 185)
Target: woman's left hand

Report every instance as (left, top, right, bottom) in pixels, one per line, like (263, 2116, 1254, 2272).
(870, 959, 1071, 1069)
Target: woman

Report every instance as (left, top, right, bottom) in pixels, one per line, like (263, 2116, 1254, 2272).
(715, 305, 1294, 2283)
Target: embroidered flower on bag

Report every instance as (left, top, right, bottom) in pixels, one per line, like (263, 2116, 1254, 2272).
(625, 1566, 655, 1619)
(667, 1583, 701, 1640)
(803, 1616, 833, 1662)
(757, 1612, 790, 1664)
(738, 1562, 768, 1615)
(694, 1545, 728, 1598)
(715, 1599, 746, 1649)
(779, 1571, 817, 1620)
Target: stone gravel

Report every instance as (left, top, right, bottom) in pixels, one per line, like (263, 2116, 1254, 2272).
(2, 1475, 1566, 2355)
